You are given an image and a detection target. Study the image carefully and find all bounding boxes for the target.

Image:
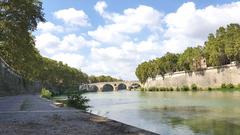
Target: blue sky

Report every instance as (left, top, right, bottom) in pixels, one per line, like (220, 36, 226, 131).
(35, 0, 240, 80)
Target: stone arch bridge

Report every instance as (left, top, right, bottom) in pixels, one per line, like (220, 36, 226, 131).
(79, 81, 141, 92)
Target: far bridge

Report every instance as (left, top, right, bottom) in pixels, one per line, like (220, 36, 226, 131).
(79, 81, 141, 92)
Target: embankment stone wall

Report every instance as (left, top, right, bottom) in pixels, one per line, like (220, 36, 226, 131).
(144, 63, 240, 89)
(0, 57, 42, 96)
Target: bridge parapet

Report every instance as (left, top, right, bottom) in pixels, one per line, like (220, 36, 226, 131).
(79, 81, 141, 92)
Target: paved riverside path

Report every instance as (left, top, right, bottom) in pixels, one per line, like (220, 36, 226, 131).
(0, 95, 157, 135)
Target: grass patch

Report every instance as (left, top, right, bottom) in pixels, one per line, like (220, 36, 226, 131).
(213, 88, 240, 92)
(212, 83, 240, 91)
(144, 83, 240, 92)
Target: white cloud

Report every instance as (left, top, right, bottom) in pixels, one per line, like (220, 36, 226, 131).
(37, 22, 63, 33)
(82, 34, 162, 80)
(54, 8, 90, 27)
(35, 33, 99, 56)
(59, 34, 100, 52)
(35, 33, 60, 55)
(86, 3, 164, 79)
(163, 1, 240, 53)
(94, 1, 107, 15)
(51, 53, 85, 68)
(89, 4, 163, 44)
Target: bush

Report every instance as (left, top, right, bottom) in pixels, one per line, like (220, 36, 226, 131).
(159, 87, 165, 91)
(41, 88, 52, 99)
(176, 87, 180, 91)
(140, 87, 145, 91)
(148, 87, 156, 91)
(208, 87, 212, 91)
(67, 91, 89, 110)
(221, 83, 226, 88)
(191, 84, 198, 91)
(181, 85, 190, 91)
(226, 83, 234, 89)
(169, 87, 174, 91)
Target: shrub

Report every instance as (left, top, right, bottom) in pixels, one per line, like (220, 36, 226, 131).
(226, 83, 234, 89)
(140, 87, 145, 91)
(169, 87, 174, 91)
(221, 83, 226, 88)
(208, 87, 212, 91)
(41, 88, 52, 99)
(67, 91, 89, 110)
(148, 87, 156, 91)
(191, 84, 198, 91)
(159, 87, 165, 91)
(181, 85, 190, 91)
(176, 87, 180, 91)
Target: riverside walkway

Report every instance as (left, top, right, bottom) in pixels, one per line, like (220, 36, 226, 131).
(0, 95, 156, 135)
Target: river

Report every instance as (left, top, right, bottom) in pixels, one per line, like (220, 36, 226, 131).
(84, 91, 240, 135)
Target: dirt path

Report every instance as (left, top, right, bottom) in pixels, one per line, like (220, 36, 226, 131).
(0, 95, 157, 135)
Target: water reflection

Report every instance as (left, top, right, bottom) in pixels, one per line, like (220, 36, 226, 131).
(85, 91, 240, 135)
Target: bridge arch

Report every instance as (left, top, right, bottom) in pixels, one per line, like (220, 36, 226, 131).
(102, 84, 114, 92)
(117, 83, 127, 90)
(129, 83, 141, 90)
(89, 85, 98, 92)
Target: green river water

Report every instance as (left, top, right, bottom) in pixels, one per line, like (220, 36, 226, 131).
(84, 91, 240, 135)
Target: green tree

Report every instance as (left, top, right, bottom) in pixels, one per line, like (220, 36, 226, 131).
(224, 24, 240, 62)
(88, 75, 122, 83)
(178, 46, 204, 71)
(0, 0, 45, 80)
(204, 28, 229, 66)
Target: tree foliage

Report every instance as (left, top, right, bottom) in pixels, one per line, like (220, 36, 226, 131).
(88, 75, 122, 83)
(178, 46, 204, 71)
(136, 23, 240, 83)
(0, 0, 45, 79)
(136, 53, 179, 83)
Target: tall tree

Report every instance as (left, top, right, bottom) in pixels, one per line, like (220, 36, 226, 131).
(224, 24, 240, 62)
(204, 28, 229, 66)
(0, 0, 45, 79)
(178, 46, 204, 71)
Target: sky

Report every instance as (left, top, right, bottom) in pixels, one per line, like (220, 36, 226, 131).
(35, 0, 240, 80)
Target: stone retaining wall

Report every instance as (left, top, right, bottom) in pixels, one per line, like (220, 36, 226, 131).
(144, 63, 240, 89)
(0, 57, 42, 96)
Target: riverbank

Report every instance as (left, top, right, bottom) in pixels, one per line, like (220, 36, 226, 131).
(0, 95, 156, 135)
